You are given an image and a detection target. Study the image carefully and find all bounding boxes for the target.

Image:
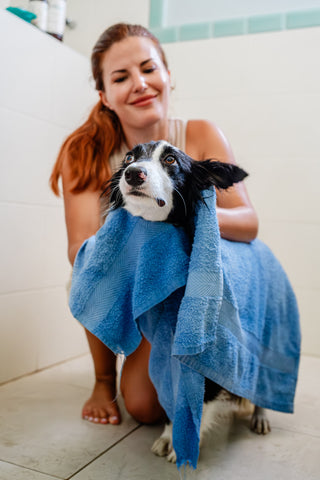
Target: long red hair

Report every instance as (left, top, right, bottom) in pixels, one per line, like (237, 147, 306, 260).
(50, 23, 169, 196)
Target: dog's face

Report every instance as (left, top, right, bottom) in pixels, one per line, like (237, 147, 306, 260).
(118, 141, 180, 222)
(104, 141, 248, 235)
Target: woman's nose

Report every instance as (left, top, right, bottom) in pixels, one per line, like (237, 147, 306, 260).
(132, 73, 147, 92)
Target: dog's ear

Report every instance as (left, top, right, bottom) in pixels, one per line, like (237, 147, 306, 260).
(191, 160, 248, 190)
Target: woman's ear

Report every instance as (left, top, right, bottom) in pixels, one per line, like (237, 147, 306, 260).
(167, 70, 175, 91)
(99, 90, 113, 111)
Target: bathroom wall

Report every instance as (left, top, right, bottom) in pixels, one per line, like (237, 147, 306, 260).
(164, 26, 320, 356)
(63, 0, 150, 58)
(0, 10, 97, 383)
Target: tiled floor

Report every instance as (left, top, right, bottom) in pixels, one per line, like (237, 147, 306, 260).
(0, 355, 319, 480)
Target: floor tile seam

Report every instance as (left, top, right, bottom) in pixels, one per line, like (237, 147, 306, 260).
(271, 425, 320, 439)
(0, 458, 63, 479)
(0, 354, 90, 387)
(66, 424, 142, 479)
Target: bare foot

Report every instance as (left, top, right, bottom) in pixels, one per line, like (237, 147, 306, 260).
(82, 377, 121, 425)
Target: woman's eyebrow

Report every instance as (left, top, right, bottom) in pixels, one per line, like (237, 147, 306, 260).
(141, 58, 154, 66)
(111, 68, 127, 76)
(111, 58, 155, 76)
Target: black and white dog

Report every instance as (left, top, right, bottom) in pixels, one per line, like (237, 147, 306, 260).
(103, 140, 271, 463)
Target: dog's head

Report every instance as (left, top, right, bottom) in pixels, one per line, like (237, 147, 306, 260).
(103, 141, 248, 235)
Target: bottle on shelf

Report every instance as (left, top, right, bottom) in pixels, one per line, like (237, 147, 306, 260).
(47, 0, 67, 41)
(28, 0, 48, 32)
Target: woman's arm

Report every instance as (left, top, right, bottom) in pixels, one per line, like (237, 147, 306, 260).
(186, 119, 258, 243)
(61, 156, 102, 265)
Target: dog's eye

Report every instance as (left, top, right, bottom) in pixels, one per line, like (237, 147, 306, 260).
(124, 154, 135, 165)
(164, 155, 176, 165)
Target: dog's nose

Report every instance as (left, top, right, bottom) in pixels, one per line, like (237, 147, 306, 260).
(124, 166, 147, 186)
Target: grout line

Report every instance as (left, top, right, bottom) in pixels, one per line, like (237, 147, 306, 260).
(0, 102, 86, 132)
(0, 200, 63, 209)
(0, 284, 69, 298)
(0, 459, 63, 479)
(0, 352, 90, 387)
(150, 8, 320, 43)
(66, 424, 142, 479)
(271, 426, 320, 440)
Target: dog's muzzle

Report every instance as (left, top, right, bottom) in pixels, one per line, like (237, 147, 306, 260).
(125, 166, 147, 187)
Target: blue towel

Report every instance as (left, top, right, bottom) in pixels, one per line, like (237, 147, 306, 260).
(69, 189, 300, 469)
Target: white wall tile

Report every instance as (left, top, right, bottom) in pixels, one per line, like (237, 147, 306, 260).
(167, 30, 320, 356)
(172, 93, 320, 159)
(166, 28, 320, 98)
(50, 45, 97, 129)
(0, 11, 53, 121)
(41, 205, 72, 288)
(0, 10, 95, 381)
(0, 107, 68, 206)
(0, 204, 46, 293)
(0, 10, 96, 127)
(244, 156, 320, 225)
(0, 291, 39, 383)
(258, 221, 320, 290)
(295, 287, 320, 357)
(63, 0, 150, 58)
(36, 287, 88, 370)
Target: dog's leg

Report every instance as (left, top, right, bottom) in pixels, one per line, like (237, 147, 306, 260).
(200, 390, 239, 446)
(151, 422, 177, 463)
(250, 405, 271, 434)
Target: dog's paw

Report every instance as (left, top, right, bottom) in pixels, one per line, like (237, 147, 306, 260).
(151, 435, 177, 462)
(166, 448, 177, 464)
(250, 407, 271, 435)
(151, 436, 172, 457)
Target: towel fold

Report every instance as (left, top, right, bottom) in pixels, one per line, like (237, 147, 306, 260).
(69, 188, 300, 469)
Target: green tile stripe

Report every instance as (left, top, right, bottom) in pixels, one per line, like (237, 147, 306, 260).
(286, 9, 320, 29)
(213, 19, 246, 38)
(149, 5, 320, 43)
(151, 26, 179, 44)
(179, 22, 212, 41)
(149, 0, 165, 29)
(248, 14, 284, 34)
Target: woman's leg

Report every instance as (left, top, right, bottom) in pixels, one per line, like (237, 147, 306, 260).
(82, 329, 121, 424)
(120, 336, 166, 424)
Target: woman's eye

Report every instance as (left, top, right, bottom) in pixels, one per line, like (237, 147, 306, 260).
(144, 66, 156, 74)
(125, 154, 135, 164)
(114, 76, 127, 83)
(164, 155, 176, 165)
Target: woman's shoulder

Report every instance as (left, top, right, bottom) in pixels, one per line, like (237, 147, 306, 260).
(186, 118, 224, 142)
(186, 119, 235, 163)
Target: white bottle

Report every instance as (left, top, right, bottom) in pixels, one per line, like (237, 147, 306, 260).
(29, 0, 48, 32)
(47, 0, 67, 41)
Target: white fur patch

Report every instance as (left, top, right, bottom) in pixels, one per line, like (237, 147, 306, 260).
(151, 390, 240, 463)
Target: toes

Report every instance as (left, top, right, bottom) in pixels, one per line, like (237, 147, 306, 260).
(152, 437, 171, 457)
(109, 415, 121, 425)
(99, 407, 120, 425)
(250, 415, 271, 435)
(167, 449, 177, 464)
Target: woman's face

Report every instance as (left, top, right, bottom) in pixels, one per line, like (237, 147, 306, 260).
(99, 36, 171, 132)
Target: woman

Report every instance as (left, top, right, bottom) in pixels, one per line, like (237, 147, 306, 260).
(50, 23, 258, 426)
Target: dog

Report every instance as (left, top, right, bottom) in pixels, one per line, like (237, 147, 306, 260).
(102, 140, 271, 463)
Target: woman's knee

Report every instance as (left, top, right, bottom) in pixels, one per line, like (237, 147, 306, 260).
(122, 389, 164, 424)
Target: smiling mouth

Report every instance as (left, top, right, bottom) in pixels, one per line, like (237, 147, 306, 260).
(130, 95, 157, 106)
